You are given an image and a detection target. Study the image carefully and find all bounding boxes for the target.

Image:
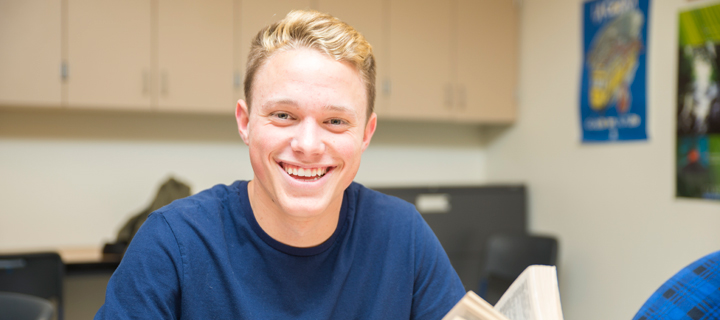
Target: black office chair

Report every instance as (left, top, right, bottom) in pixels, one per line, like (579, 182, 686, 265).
(477, 233, 558, 305)
(0, 291, 54, 320)
(0, 252, 64, 320)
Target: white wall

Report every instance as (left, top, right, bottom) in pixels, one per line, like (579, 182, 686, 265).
(0, 108, 488, 250)
(486, 0, 720, 319)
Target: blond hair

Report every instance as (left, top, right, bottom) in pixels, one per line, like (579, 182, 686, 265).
(244, 10, 376, 120)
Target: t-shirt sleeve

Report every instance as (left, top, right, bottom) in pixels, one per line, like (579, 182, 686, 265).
(410, 213, 466, 320)
(94, 213, 183, 320)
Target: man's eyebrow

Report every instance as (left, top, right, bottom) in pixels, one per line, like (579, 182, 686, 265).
(323, 104, 357, 116)
(259, 100, 358, 118)
(261, 99, 299, 109)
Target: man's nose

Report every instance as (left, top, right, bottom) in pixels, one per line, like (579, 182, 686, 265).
(291, 119, 326, 156)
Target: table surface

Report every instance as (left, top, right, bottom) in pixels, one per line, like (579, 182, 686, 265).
(57, 247, 106, 264)
(0, 246, 121, 273)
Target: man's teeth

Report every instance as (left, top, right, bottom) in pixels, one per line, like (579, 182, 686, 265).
(283, 165, 327, 178)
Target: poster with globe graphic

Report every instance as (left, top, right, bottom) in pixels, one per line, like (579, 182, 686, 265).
(676, 3, 720, 200)
(580, 0, 650, 142)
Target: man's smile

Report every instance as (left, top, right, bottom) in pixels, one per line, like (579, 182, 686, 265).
(279, 162, 334, 182)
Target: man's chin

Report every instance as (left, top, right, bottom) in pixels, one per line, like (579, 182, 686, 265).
(276, 194, 338, 219)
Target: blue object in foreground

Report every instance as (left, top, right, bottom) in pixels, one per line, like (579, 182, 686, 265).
(633, 250, 720, 320)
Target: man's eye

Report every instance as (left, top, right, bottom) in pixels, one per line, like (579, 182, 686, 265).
(328, 118, 346, 125)
(272, 112, 291, 120)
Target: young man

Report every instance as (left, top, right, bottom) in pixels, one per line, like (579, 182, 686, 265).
(96, 10, 465, 319)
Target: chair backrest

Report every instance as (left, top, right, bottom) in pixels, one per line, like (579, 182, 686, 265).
(633, 250, 720, 320)
(0, 252, 64, 320)
(478, 233, 559, 304)
(0, 291, 54, 320)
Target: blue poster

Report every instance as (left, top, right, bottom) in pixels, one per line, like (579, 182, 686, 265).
(580, 0, 650, 142)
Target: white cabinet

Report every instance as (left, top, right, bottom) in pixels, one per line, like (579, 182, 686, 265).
(383, 0, 453, 121)
(0, 0, 62, 107)
(157, 0, 234, 114)
(0, 0, 518, 123)
(66, 0, 152, 110)
(454, 0, 518, 123)
(65, 0, 234, 113)
(380, 0, 518, 123)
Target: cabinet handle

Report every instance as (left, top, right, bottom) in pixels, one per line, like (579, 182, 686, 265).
(60, 62, 69, 81)
(457, 84, 466, 110)
(234, 71, 242, 89)
(161, 70, 168, 96)
(382, 79, 392, 96)
(444, 83, 454, 108)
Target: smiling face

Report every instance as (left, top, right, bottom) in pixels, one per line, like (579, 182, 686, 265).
(236, 48, 377, 222)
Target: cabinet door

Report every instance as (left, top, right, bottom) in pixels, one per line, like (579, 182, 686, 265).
(0, 0, 62, 107)
(455, 0, 518, 123)
(157, 0, 234, 114)
(236, 0, 312, 104)
(316, 0, 386, 116)
(66, 0, 152, 110)
(385, 0, 452, 121)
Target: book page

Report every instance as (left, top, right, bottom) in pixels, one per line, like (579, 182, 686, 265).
(493, 265, 563, 320)
(536, 267, 564, 319)
(493, 279, 536, 320)
(442, 291, 511, 320)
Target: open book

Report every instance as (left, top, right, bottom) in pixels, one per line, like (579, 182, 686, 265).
(442, 265, 564, 320)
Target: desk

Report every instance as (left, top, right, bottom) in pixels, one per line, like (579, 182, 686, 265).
(1, 246, 121, 274)
(57, 247, 103, 264)
(57, 247, 121, 275)
(58, 247, 118, 319)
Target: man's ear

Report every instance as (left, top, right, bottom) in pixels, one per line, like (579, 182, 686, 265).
(361, 112, 377, 152)
(236, 99, 251, 145)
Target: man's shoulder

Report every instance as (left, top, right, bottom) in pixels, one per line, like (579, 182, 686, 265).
(350, 181, 414, 206)
(152, 180, 246, 227)
(348, 182, 419, 221)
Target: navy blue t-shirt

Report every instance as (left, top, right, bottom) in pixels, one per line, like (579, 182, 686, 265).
(95, 181, 465, 319)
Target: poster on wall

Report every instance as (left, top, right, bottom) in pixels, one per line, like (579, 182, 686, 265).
(676, 3, 720, 200)
(580, 0, 650, 142)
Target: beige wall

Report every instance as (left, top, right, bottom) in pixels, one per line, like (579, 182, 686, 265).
(0, 108, 488, 250)
(486, 0, 720, 319)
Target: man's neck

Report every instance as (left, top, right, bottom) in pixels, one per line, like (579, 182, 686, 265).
(247, 180, 341, 248)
